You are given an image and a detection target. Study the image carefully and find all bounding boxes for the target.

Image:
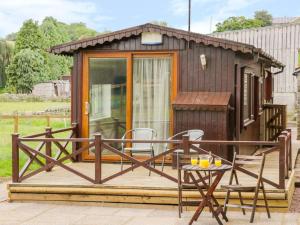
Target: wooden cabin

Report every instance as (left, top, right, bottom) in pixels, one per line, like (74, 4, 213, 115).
(50, 23, 285, 160)
(9, 24, 294, 210)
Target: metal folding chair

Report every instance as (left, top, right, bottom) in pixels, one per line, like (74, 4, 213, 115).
(161, 129, 204, 171)
(222, 153, 271, 223)
(120, 128, 157, 175)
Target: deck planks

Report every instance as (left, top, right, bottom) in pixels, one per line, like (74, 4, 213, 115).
(7, 151, 296, 211)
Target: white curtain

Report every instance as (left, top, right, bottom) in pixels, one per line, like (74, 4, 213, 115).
(133, 57, 171, 153)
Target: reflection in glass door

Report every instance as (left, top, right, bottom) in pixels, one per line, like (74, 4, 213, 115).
(88, 58, 127, 153)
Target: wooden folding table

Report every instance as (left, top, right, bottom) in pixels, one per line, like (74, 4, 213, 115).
(182, 164, 232, 225)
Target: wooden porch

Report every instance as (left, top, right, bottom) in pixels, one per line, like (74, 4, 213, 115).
(8, 123, 295, 212)
(8, 158, 295, 212)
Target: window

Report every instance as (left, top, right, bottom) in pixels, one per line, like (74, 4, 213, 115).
(242, 68, 256, 126)
(258, 76, 264, 114)
(265, 70, 272, 102)
(243, 72, 250, 121)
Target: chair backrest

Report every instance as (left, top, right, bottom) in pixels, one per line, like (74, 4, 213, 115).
(230, 152, 266, 187)
(187, 129, 204, 148)
(164, 129, 204, 150)
(122, 128, 156, 150)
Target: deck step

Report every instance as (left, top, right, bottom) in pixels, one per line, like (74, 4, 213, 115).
(7, 183, 291, 212)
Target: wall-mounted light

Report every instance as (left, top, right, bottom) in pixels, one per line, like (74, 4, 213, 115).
(200, 54, 207, 70)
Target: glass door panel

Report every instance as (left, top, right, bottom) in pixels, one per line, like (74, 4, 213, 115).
(132, 56, 171, 153)
(89, 58, 127, 153)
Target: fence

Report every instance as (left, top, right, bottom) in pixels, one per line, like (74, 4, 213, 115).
(263, 104, 287, 141)
(11, 124, 292, 190)
(0, 114, 70, 133)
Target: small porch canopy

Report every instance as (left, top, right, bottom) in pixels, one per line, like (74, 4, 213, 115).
(172, 92, 231, 111)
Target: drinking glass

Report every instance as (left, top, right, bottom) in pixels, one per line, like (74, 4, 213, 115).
(215, 157, 222, 167)
(191, 156, 198, 166)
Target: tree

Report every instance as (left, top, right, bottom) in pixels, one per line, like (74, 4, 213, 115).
(44, 53, 72, 80)
(39, 17, 72, 80)
(0, 40, 14, 87)
(215, 16, 263, 32)
(6, 49, 47, 93)
(5, 17, 99, 92)
(65, 22, 98, 40)
(254, 10, 272, 26)
(14, 19, 45, 53)
(214, 10, 273, 32)
(39, 17, 70, 49)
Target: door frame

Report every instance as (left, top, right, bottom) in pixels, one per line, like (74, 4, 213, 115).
(81, 51, 178, 161)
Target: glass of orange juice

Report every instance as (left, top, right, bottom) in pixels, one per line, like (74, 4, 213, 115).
(191, 156, 198, 166)
(199, 155, 211, 168)
(215, 157, 222, 167)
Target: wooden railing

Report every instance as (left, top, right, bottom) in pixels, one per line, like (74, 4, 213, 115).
(12, 127, 292, 189)
(263, 104, 287, 141)
(1, 114, 70, 133)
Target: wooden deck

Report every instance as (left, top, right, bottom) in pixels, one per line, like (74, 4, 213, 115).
(8, 151, 295, 212)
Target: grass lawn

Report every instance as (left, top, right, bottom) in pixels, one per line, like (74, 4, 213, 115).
(0, 101, 70, 177)
(0, 102, 69, 114)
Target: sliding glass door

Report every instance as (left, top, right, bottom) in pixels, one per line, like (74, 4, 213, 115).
(82, 52, 176, 160)
(132, 56, 171, 153)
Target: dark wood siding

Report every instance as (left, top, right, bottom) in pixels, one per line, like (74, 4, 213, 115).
(71, 52, 83, 134)
(178, 42, 235, 95)
(174, 110, 229, 159)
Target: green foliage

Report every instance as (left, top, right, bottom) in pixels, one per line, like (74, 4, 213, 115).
(0, 40, 14, 87)
(39, 17, 70, 49)
(254, 10, 272, 26)
(215, 16, 264, 32)
(6, 49, 47, 93)
(65, 22, 98, 41)
(39, 17, 72, 80)
(214, 10, 273, 32)
(45, 53, 72, 80)
(14, 19, 44, 53)
(4, 17, 98, 92)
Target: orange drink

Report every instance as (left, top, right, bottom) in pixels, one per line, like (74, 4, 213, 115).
(199, 155, 210, 168)
(215, 157, 222, 167)
(191, 156, 198, 166)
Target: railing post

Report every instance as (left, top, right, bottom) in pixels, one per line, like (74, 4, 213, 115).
(278, 135, 286, 189)
(94, 133, 102, 184)
(45, 127, 52, 172)
(182, 134, 190, 183)
(14, 113, 19, 133)
(71, 122, 79, 162)
(12, 133, 20, 183)
(46, 115, 50, 127)
(287, 128, 292, 171)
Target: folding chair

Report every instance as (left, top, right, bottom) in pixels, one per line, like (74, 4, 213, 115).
(120, 128, 157, 175)
(161, 129, 204, 171)
(222, 153, 270, 223)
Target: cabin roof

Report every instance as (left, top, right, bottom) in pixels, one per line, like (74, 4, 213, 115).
(172, 92, 231, 111)
(50, 23, 284, 68)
